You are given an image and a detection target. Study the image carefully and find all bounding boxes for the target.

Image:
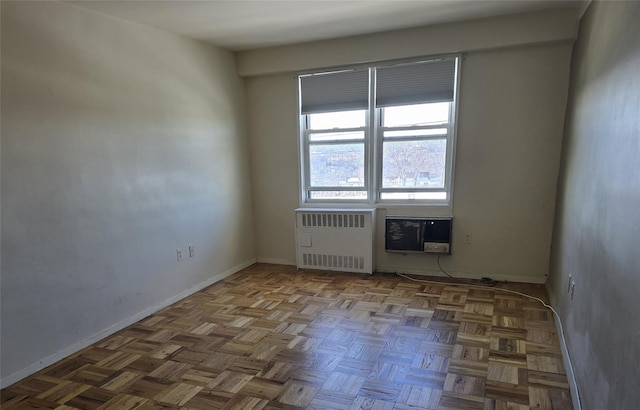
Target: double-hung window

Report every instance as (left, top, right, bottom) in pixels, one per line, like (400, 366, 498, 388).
(298, 56, 459, 205)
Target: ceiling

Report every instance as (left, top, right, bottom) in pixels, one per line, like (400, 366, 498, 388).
(67, 0, 583, 51)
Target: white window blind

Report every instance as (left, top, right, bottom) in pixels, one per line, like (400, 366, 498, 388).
(300, 69, 369, 114)
(376, 59, 456, 107)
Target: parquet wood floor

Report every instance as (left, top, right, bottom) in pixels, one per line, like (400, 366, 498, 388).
(1, 264, 573, 409)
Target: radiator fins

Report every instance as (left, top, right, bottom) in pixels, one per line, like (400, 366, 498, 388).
(295, 208, 375, 274)
(299, 213, 366, 228)
(301, 253, 366, 270)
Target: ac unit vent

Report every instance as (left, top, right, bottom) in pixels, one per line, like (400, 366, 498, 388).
(385, 216, 452, 254)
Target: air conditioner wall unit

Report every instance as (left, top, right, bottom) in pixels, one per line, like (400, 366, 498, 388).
(295, 208, 375, 274)
(385, 216, 452, 254)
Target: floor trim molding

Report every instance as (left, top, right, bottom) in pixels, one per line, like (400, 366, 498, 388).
(256, 257, 296, 266)
(547, 293, 582, 410)
(0, 258, 256, 389)
(375, 266, 547, 284)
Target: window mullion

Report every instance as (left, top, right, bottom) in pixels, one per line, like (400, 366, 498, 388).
(369, 67, 379, 204)
(309, 139, 365, 146)
(381, 124, 448, 132)
(308, 186, 366, 191)
(302, 116, 311, 201)
(445, 101, 455, 196)
(375, 108, 384, 203)
(381, 136, 448, 143)
(380, 187, 447, 192)
(307, 126, 366, 134)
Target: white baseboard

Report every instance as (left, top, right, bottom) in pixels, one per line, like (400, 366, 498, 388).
(376, 266, 450, 278)
(375, 265, 546, 284)
(547, 292, 582, 410)
(0, 258, 256, 389)
(256, 257, 296, 266)
(253, 260, 545, 284)
(551, 313, 581, 410)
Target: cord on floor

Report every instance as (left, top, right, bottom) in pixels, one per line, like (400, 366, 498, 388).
(394, 271, 582, 410)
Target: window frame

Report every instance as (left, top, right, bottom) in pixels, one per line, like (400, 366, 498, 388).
(297, 55, 461, 207)
(301, 111, 370, 202)
(376, 102, 455, 201)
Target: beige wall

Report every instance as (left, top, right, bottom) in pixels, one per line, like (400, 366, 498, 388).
(237, 8, 578, 76)
(1, 1, 254, 386)
(0, 1, 583, 389)
(245, 16, 574, 283)
(548, 2, 640, 409)
(246, 74, 300, 265)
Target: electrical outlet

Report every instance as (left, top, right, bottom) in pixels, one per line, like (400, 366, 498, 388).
(464, 233, 472, 244)
(176, 249, 183, 261)
(188, 246, 195, 258)
(570, 279, 575, 300)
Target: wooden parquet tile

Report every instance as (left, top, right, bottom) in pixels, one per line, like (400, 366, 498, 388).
(1, 264, 573, 409)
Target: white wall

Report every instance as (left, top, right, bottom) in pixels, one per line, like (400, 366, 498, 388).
(548, 2, 640, 409)
(0, 1, 254, 386)
(244, 13, 575, 283)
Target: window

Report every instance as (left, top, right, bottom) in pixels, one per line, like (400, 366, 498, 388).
(299, 56, 459, 205)
(306, 109, 368, 200)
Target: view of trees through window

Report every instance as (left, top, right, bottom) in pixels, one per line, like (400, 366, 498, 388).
(381, 102, 448, 192)
(382, 139, 446, 188)
(309, 143, 365, 188)
(306, 103, 450, 200)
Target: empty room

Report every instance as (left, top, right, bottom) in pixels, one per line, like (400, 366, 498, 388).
(1, 1, 638, 409)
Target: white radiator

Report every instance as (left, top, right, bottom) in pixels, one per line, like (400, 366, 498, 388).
(295, 208, 376, 274)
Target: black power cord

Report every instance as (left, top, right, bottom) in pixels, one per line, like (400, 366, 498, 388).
(436, 254, 454, 278)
